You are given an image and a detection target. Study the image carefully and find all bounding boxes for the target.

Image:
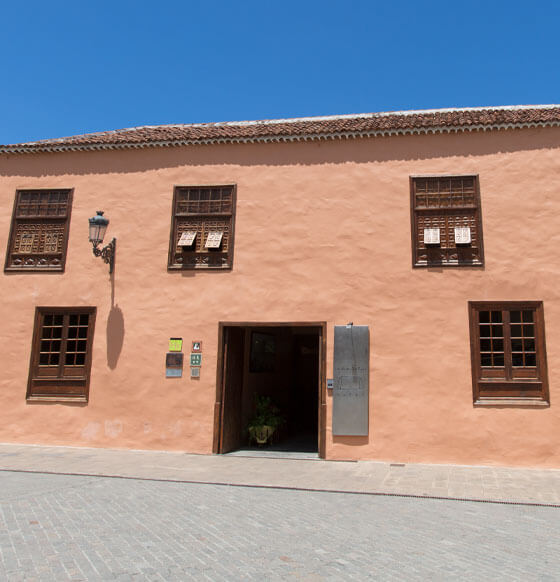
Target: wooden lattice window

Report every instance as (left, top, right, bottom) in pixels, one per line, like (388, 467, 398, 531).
(4, 189, 73, 272)
(468, 302, 549, 406)
(27, 307, 96, 402)
(410, 176, 484, 267)
(168, 185, 236, 270)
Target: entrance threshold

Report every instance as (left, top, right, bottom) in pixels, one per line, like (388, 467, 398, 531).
(224, 449, 320, 461)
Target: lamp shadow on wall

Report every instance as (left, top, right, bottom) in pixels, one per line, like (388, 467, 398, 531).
(106, 269, 125, 370)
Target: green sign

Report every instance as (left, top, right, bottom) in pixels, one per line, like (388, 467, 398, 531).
(169, 338, 183, 352)
(190, 353, 202, 366)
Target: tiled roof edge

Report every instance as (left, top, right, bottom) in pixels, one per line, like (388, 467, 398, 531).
(2, 105, 560, 154)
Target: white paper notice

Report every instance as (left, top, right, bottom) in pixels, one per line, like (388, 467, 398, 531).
(205, 231, 223, 249)
(423, 228, 440, 245)
(178, 231, 197, 247)
(454, 227, 471, 244)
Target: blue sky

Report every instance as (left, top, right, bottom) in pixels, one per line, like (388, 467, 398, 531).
(2, 0, 559, 144)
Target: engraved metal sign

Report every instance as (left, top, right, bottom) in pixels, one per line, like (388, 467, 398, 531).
(454, 226, 471, 244)
(166, 352, 184, 367)
(165, 351, 184, 378)
(190, 366, 200, 378)
(205, 231, 223, 249)
(178, 231, 196, 247)
(332, 325, 369, 436)
(423, 228, 440, 245)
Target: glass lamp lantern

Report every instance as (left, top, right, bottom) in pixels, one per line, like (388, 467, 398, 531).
(88, 211, 116, 273)
(88, 211, 109, 245)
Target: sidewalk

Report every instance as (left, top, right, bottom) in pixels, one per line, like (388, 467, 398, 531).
(1, 443, 559, 506)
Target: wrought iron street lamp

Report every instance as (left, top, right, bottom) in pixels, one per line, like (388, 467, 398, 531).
(88, 211, 116, 273)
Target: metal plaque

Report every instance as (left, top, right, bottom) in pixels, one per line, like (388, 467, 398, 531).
(190, 366, 200, 378)
(190, 353, 202, 366)
(191, 341, 202, 352)
(166, 368, 182, 378)
(166, 352, 184, 367)
(332, 325, 369, 436)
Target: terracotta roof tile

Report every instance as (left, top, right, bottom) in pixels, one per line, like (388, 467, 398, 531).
(2, 105, 560, 154)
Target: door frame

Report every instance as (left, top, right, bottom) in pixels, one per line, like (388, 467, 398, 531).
(213, 321, 327, 458)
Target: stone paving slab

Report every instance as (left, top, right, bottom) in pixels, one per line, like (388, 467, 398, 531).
(0, 443, 559, 505)
(2, 471, 558, 581)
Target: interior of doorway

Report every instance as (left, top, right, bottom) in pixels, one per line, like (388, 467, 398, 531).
(215, 323, 325, 459)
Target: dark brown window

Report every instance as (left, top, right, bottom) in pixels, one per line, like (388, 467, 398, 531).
(468, 302, 549, 406)
(5, 189, 73, 272)
(410, 176, 483, 267)
(168, 185, 236, 270)
(27, 307, 96, 402)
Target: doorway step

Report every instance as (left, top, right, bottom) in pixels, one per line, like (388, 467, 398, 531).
(224, 449, 320, 460)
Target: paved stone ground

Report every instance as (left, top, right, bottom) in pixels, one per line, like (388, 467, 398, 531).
(0, 471, 558, 581)
(1, 443, 559, 505)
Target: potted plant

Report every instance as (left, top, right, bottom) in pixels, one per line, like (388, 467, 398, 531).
(247, 395, 285, 446)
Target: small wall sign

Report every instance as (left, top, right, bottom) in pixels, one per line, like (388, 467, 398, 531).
(178, 231, 197, 247)
(190, 367, 200, 378)
(166, 352, 184, 367)
(191, 341, 202, 352)
(190, 353, 202, 366)
(424, 228, 440, 245)
(165, 351, 184, 378)
(205, 231, 223, 249)
(169, 337, 183, 352)
(454, 227, 472, 244)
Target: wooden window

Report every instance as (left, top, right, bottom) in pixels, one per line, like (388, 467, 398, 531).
(5, 189, 73, 272)
(27, 307, 96, 402)
(468, 302, 549, 406)
(410, 176, 484, 267)
(168, 185, 236, 270)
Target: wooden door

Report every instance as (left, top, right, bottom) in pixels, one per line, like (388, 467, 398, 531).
(219, 326, 245, 453)
(318, 327, 326, 458)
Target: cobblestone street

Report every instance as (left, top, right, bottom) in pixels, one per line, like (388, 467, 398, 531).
(0, 470, 558, 581)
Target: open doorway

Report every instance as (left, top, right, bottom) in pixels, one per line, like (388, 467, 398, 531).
(213, 323, 326, 458)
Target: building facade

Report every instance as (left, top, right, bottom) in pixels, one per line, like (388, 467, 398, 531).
(1, 105, 559, 468)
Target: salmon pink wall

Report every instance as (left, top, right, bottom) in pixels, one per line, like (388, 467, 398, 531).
(1, 126, 560, 467)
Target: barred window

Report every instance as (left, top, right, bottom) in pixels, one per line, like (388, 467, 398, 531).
(410, 176, 484, 267)
(5, 189, 73, 272)
(168, 185, 236, 270)
(27, 307, 96, 402)
(468, 302, 549, 406)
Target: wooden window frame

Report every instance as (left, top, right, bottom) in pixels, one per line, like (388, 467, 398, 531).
(167, 184, 236, 271)
(4, 188, 74, 272)
(410, 175, 484, 268)
(468, 301, 549, 407)
(27, 307, 96, 403)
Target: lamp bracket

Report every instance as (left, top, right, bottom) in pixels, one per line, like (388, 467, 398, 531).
(92, 237, 116, 273)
